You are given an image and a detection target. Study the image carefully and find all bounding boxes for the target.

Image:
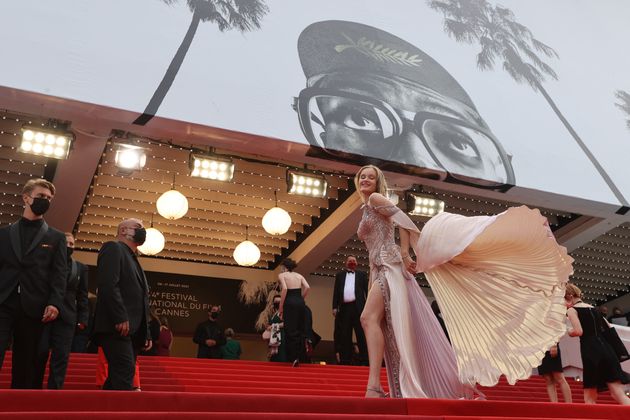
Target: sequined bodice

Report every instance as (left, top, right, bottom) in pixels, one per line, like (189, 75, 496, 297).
(357, 205, 402, 268)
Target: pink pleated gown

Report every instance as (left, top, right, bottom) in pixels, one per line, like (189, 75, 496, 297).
(357, 200, 572, 399)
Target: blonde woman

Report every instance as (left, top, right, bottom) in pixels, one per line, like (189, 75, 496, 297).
(565, 283, 630, 405)
(355, 165, 572, 399)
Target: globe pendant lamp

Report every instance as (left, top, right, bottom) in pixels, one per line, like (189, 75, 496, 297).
(233, 226, 260, 266)
(156, 174, 188, 220)
(262, 191, 292, 235)
(138, 215, 166, 256)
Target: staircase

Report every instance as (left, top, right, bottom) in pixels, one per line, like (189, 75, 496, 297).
(0, 353, 628, 419)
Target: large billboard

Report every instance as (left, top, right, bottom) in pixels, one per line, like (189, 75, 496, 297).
(1, 0, 629, 205)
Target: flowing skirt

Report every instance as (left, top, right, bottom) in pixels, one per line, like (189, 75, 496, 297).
(381, 206, 572, 397)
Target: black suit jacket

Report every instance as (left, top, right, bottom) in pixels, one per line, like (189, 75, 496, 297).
(58, 259, 89, 326)
(0, 220, 67, 318)
(332, 269, 369, 312)
(93, 241, 150, 343)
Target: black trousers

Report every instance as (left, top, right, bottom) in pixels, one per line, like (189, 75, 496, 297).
(39, 319, 75, 389)
(99, 333, 138, 390)
(337, 301, 367, 365)
(283, 291, 306, 363)
(0, 289, 48, 388)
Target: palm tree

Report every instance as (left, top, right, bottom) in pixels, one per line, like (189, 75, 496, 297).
(615, 90, 630, 130)
(133, 0, 269, 125)
(427, 0, 628, 205)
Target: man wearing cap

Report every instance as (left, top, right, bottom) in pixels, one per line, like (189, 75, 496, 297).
(294, 20, 514, 189)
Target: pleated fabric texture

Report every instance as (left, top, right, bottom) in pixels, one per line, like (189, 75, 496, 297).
(406, 206, 573, 386)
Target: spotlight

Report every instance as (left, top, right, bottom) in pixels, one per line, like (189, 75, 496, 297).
(287, 170, 327, 198)
(407, 193, 445, 217)
(189, 154, 234, 181)
(114, 144, 147, 173)
(20, 126, 73, 159)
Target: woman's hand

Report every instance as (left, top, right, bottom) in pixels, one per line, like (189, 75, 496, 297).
(402, 255, 416, 274)
(549, 344, 558, 358)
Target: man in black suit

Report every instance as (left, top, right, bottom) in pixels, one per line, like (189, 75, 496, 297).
(193, 305, 226, 359)
(332, 256, 368, 365)
(93, 218, 151, 390)
(39, 232, 89, 389)
(0, 178, 67, 388)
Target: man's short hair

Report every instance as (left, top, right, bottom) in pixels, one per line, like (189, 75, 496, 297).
(22, 178, 55, 196)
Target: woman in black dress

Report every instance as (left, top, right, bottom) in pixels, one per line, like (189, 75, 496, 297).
(537, 343, 572, 402)
(278, 258, 310, 367)
(565, 283, 630, 405)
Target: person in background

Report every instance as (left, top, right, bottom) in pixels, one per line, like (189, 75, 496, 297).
(266, 294, 287, 362)
(39, 232, 89, 389)
(156, 316, 173, 356)
(278, 258, 310, 367)
(141, 307, 160, 356)
(193, 305, 226, 359)
(221, 328, 242, 360)
(332, 256, 368, 365)
(537, 342, 572, 403)
(92, 218, 152, 390)
(609, 307, 629, 326)
(565, 283, 630, 405)
(597, 305, 609, 320)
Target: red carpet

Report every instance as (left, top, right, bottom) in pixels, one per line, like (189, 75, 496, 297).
(0, 353, 628, 419)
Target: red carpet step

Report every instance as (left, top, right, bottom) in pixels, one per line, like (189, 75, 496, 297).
(1, 352, 628, 418)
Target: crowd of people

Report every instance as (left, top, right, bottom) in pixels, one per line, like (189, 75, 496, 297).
(1, 175, 628, 405)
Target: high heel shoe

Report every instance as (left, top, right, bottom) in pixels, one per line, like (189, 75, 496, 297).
(365, 386, 389, 398)
(292, 359, 299, 368)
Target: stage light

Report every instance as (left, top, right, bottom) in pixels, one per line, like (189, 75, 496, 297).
(190, 154, 234, 181)
(20, 126, 72, 159)
(407, 193, 445, 217)
(114, 144, 147, 173)
(287, 170, 327, 198)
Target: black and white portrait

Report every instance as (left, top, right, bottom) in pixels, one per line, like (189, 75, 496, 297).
(294, 20, 515, 190)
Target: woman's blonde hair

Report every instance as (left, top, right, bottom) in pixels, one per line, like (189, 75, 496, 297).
(565, 283, 582, 299)
(354, 165, 388, 203)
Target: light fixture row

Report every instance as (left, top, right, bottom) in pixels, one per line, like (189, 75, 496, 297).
(112, 143, 328, 199)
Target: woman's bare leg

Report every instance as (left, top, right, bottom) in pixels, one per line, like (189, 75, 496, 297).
(543, 374, 558, 402)
(607, 381, 630, 405)
(552, 372, 572, 403)
(583, 388, 598, 404)
(360, 282, 385, 397)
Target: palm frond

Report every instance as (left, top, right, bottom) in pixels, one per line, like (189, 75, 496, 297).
(443, 18, 477, 42)
(531, 38, 559, 59)
(615, 90, 630, 130)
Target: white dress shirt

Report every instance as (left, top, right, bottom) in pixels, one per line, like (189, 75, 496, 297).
(343, 271, 356, 303)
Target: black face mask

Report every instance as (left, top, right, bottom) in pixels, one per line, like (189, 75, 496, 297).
(210, 311, 219, 320)
(132, 227, 147, 245)
(67, 247, 74, 258)
(30, 197, 50, 216)
(273, 302, 280, 310)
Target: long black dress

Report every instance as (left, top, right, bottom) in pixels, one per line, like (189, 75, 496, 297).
(574, 306, 629, 390)
(283, 288, 306, 363)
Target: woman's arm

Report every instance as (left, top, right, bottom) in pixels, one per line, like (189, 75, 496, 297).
(278, 273, 287, 318)
(398, 227, 416, 273)
(566, 308, 583, 337)
(301, 275, 311, 299)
